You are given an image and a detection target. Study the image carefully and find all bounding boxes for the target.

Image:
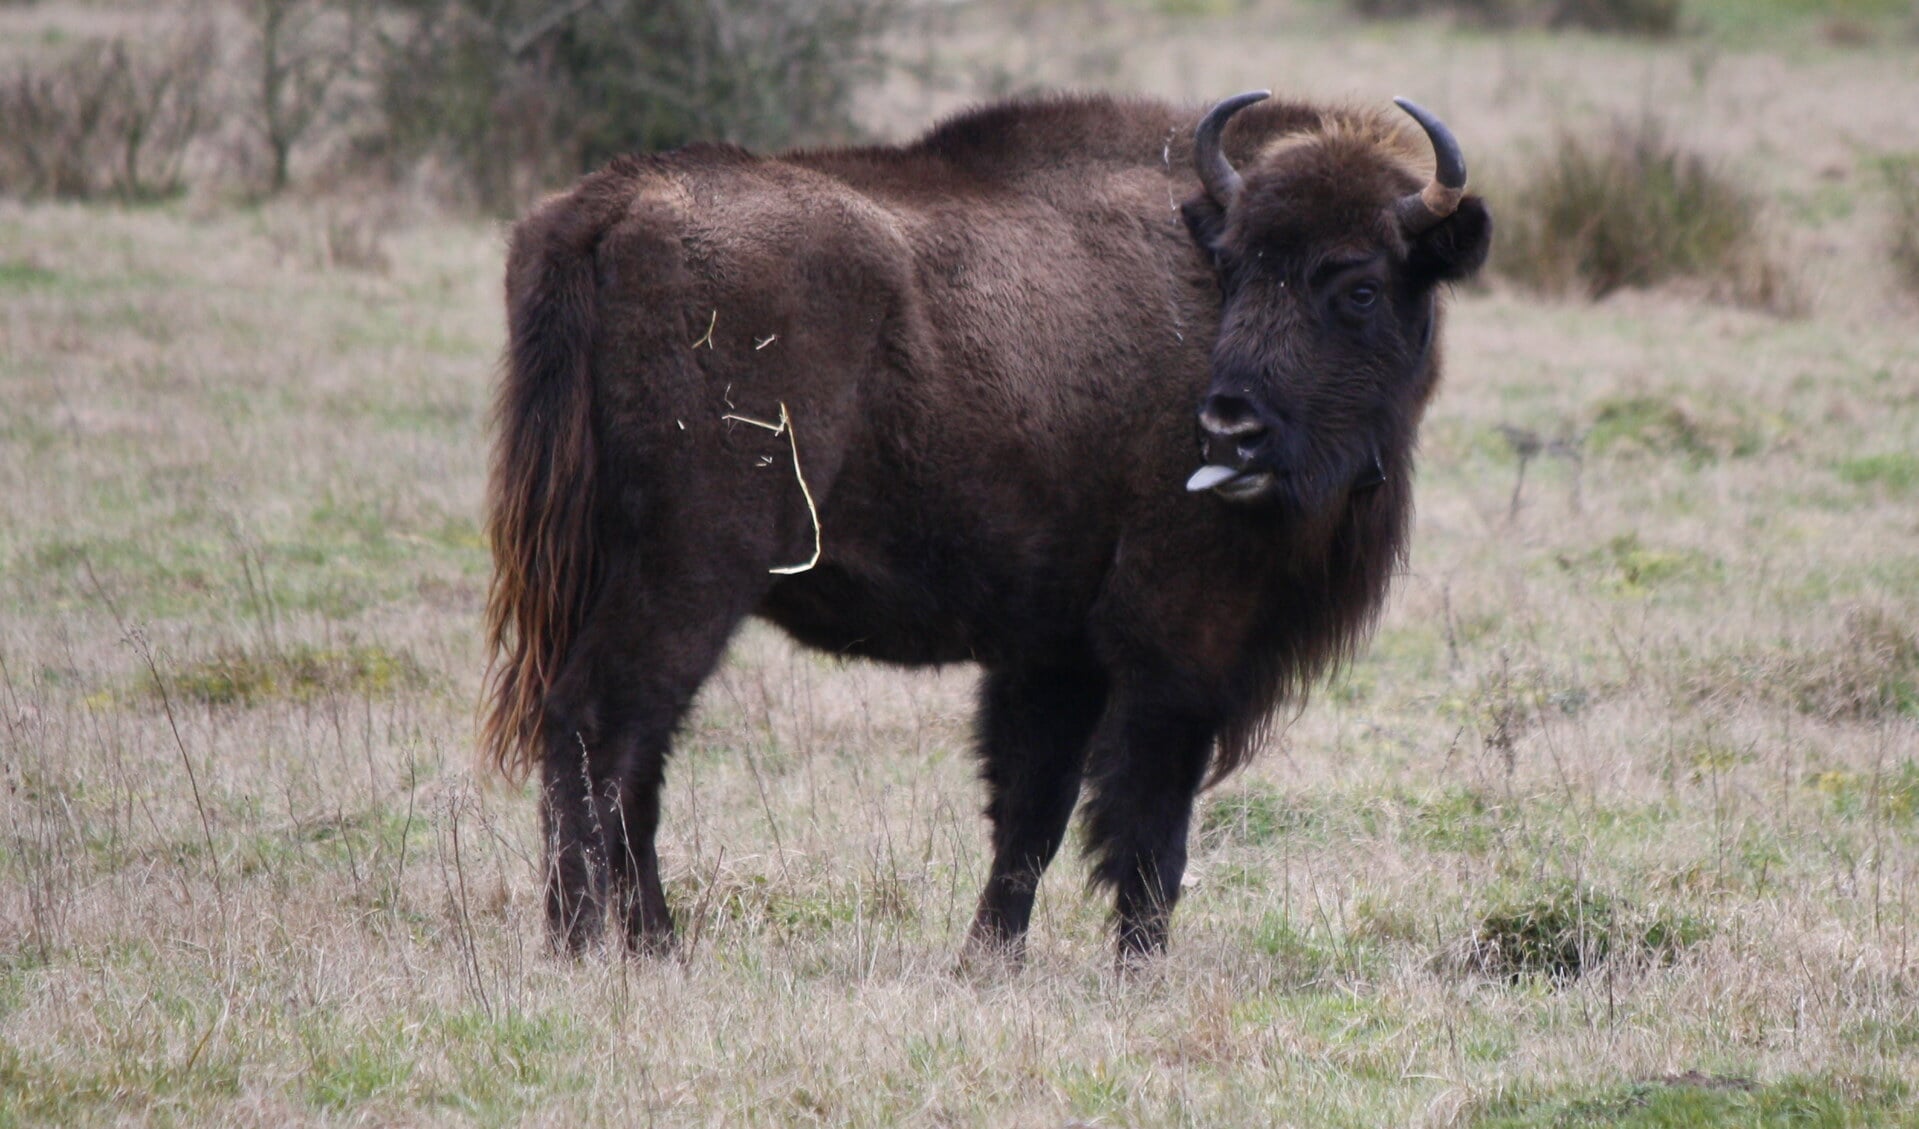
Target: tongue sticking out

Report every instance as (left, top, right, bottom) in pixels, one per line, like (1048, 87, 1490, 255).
(1185, 464, 1241, 493)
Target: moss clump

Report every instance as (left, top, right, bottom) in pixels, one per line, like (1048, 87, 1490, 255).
(158, 644, 427, 707)
(1463, 883, 1708, 983)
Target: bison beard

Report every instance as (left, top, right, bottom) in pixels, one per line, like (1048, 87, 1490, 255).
(483, 91, 1492, 965)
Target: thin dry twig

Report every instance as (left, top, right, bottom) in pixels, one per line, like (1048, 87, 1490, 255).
(506, 0, 603, 58)
(81, 557, 227, 925)
(129, 626, 227, 924)
(443, 787, 493, 1021)
(679, 846, 726, 965)
(691, 309, 717, 350)
(721, 402, 822, 574)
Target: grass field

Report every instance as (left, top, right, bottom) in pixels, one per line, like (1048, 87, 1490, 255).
(5, 3, 1919, 1125)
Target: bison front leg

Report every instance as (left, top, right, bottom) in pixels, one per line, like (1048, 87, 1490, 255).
(962, 664, 1107, 966)
(1080, 687, 1215, 964)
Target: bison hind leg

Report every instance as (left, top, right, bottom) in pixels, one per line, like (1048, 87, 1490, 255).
(541, 735, 616, 954)
(539, 546, 771, 959)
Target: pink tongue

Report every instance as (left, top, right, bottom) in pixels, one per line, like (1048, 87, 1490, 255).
(1185, 465, 1240, 492)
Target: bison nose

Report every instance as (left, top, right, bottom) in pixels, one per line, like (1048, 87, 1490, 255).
(1199, 393, 1265, 438)
(1198, 393, 1269, 464)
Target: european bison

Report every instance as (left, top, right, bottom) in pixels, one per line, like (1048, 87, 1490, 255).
(482, 91, 1491, 963)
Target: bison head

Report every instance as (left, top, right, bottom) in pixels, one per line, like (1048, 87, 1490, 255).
(1181, 93, 1492, 511)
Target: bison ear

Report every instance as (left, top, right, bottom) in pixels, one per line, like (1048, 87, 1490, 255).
(1181, 195, 1229, 263)
(1408, 194, 1491, 284)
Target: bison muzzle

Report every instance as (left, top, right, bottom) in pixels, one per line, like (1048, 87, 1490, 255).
(482, 90, 1492, 965)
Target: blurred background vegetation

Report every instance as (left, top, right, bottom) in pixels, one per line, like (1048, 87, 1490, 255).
(2, 0, 1917, 299)
(0, 0, 900, 211)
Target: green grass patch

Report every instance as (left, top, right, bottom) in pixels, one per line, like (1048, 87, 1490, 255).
(304, 1037, 417, 1110)
(430, 1009, 587, 1113)
(1203, 784, 1512, 859)
(673, 865, 916, 942)
(1689, 0, 1914, 43)
(1471, 1072, 1916, 1127)
(293, 1008, 584, 1118)
(1247, 912, 1363, 982)
(1835, 453, 1919, 495)
(1199, 784, 1322, 847)
(1053, 1060, 1133, 1121)
(1565, 532, 1721, 596)
(0, 1036, 245, 1125)
(1844, 1017, 1919, 1055)
(1586, 394, 1761, 462)
(1393, 786, 1504, 853)
(0, 258, 58, 290)
(1809, 762, 1919, 821)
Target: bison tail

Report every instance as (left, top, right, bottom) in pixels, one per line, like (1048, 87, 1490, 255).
(481, 194, 623, 783)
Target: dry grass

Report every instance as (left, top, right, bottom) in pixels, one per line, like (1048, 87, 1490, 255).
(1493, 118, 1797, 310)
(5, 4, 1919, 1126)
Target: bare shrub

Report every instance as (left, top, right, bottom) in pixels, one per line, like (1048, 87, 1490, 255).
(1496, 119, 1795, 310)
(1343, 0, 1677, 33)
(1545, 0, 1679, 34)
(375, 0, 898, 213)
(1344, 0, 1521, 25)
(246, 0, 377, 194)
(0, 20, 215, 202)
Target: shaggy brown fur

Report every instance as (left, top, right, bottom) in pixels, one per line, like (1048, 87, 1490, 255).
(482, 92, 1491, 962)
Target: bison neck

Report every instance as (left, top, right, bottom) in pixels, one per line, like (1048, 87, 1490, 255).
(1189, 469, 1414, 780)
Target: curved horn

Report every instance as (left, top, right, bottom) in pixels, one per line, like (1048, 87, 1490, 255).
(1392, 96, 1468, 235)
(1194, 90, 1270, 206)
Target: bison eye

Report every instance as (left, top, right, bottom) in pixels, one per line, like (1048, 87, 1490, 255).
(1347, 281, 1381, 310)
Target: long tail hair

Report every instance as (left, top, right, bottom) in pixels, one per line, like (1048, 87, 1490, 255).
(480, 190, 625, 781)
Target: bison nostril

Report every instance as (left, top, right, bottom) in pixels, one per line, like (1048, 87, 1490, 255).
(1198, 394, 1266, 440)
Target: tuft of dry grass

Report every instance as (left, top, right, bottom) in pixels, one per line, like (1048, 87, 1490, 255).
(1683, 608, 1919, 723)
(1495, 119, 1798, 311)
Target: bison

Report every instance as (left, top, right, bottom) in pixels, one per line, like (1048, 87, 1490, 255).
(482, 90, 1491, 964)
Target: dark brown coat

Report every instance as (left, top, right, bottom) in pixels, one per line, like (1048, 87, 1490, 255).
(482, 92, 1491, 962)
